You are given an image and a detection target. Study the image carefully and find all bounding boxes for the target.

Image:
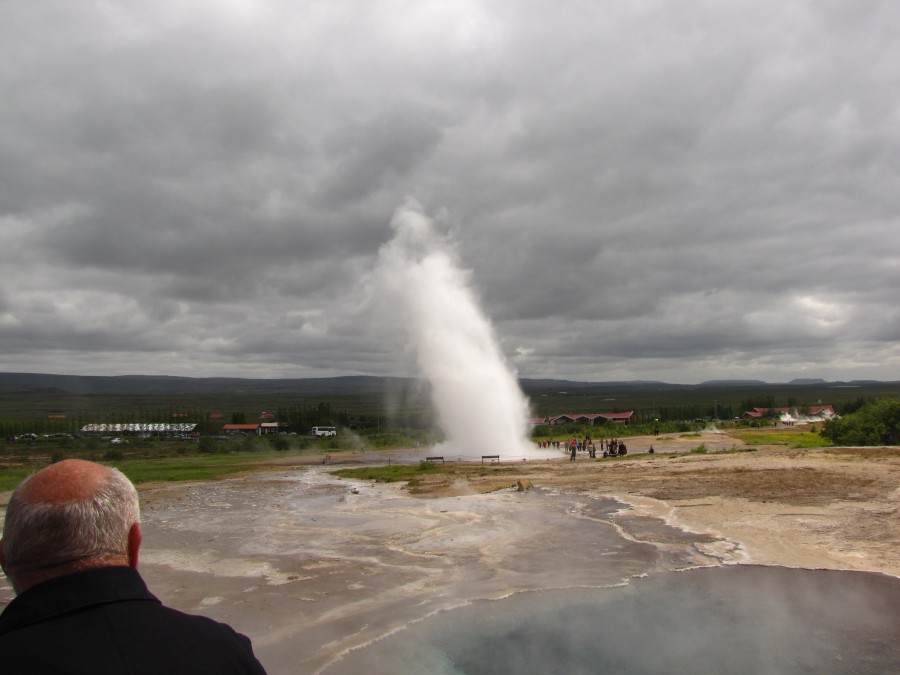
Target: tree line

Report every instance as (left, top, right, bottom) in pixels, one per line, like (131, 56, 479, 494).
(823, 398, 900, 446)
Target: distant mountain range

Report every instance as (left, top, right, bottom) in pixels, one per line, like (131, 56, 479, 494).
(0, 372, 410, 396)
(0, 372, 893, 397)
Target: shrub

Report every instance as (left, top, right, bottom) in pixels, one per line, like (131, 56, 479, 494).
(198, 436, 219, 454)
(824, 398, 900, 446)
(270, 435, 290, 451)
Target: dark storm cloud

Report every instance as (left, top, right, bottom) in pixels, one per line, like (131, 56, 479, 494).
(313, 107, 447, 206)
(1, 0, 898, 382)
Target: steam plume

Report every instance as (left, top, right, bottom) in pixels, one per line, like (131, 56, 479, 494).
(375, 199, 533, 458)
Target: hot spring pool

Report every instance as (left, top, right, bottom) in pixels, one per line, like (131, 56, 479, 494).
(323, 565, 900, 674)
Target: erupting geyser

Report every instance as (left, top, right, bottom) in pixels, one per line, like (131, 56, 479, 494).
(375, 199, 534, 458)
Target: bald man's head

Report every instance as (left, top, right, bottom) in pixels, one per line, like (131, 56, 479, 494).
(19, 459, 111, 504)
(0, 460, 141, 593)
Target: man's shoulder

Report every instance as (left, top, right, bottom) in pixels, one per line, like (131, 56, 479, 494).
(135, 597, 256, 644)
(0, 566, 156, 634)
(0, 567, 267, 674)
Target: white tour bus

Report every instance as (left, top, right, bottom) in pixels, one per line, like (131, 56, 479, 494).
(311, 426, 337, 437)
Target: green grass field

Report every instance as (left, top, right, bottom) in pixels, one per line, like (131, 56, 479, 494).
(728, 429, 828, 448)
(0, 447, 330, 492)
(112, 452, 294, 484)
(332, 462, 440, 484)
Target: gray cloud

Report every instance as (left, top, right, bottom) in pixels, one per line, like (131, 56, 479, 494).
(1, 0, 898, 383)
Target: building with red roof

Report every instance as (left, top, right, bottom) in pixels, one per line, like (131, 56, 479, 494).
(547, 412, 633, 426)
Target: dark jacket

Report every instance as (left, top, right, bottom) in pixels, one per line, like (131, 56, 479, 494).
(0, 566, 267, 674)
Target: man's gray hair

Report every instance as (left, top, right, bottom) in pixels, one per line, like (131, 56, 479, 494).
(2, 466, 140, 575)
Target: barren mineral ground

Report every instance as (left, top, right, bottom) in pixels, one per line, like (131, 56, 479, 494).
(2, 430, 899, 673)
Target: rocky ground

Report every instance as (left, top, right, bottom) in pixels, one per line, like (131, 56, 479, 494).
(231, 427, 900, 577)
(2, 430, 898, 673)
(135, 429, 900, 578)
(374, 433, 900, 577)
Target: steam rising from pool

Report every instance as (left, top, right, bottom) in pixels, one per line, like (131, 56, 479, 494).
(324, 566, 900, 674)
(375, 199, 534, 458)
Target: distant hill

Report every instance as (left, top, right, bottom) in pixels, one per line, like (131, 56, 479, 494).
(0, 372, 413, 396)
(0, 372, 897, 398)
(518, 378, 671, 395)
(698, 380, 767, 387)
(788, 378, 827, 385)
(1, 372, 678, 397)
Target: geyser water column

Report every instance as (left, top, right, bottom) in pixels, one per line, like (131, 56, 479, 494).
(375, 200, 534, 459)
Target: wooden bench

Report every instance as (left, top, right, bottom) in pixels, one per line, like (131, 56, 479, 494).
(481, 455, 500, 464)
(425, 456, 444, 463)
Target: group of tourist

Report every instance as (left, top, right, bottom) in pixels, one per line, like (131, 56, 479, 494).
(536, 437, 629, 460)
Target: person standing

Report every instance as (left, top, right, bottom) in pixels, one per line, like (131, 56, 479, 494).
(0, 459, 268, 674)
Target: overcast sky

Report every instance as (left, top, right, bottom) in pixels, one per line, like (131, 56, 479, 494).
(2, 1, 899, 384)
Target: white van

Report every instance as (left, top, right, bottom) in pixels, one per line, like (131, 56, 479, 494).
(311, 426, 337, 437)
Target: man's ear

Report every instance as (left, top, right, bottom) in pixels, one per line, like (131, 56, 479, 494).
(127, 523, 142, 569)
